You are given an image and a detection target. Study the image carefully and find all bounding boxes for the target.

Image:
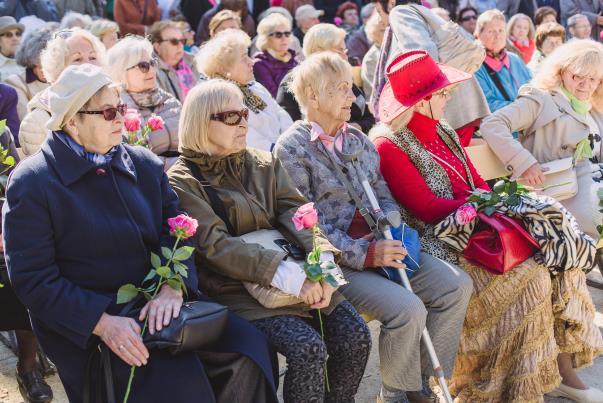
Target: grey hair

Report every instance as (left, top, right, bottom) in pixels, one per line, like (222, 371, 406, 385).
(258, 6, 293, 23)
(60, 11, 93, 29)
(360, 3, 375, 21)
(567, 14, 588, 28)
(15, 25, 56, 68)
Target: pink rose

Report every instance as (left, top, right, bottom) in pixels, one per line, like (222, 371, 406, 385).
(292, 202, 318, 231)
(168, 214, 199, 239)
(455, 204, 477, 225)
(333, 17, 343, 26)
(124, 110, 141, 132)
(147, 115, 165, 131)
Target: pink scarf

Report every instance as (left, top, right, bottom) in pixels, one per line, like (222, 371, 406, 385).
(175, 59, 195, 100)
(484, 49, 510, 73)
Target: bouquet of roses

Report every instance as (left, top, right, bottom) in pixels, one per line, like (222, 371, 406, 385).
(292, 203, 347, 391)
(117, 214, 198, 403)
(123, 109, 165, 148)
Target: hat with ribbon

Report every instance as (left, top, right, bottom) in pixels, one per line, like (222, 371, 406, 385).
(378, 50, 472, 124)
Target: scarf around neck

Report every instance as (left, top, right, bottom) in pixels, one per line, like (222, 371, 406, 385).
(128, 87, 165, 108)
(55, 131, 117, 166)
(560, 86, 591, 115)
(216, 73, 267, 113)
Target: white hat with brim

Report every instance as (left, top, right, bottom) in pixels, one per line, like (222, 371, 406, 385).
(46, 64, 116, 132)
(0, 16, 25, 35)
(295, 5, 325, 21)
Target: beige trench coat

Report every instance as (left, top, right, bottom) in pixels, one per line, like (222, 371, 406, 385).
(480, 85, 603, 237)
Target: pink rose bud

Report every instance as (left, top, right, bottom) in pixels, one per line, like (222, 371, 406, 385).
(455, 204, 477, 225)
(334, 17, 343, 26)
(292, 202, 319, 231)
(147, 115, 165, 131)
(124, 110, 142, 132)
(168, 214, 199, 239)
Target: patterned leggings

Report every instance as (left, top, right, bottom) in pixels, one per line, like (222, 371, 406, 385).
(252, 301, 371, 403)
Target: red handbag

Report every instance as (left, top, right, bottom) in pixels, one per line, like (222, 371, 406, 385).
(463, 212, 540, 274)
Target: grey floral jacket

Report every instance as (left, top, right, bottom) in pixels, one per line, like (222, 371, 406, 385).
(274, 121, 400, 270)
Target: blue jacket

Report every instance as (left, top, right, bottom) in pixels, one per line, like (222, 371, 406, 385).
(475, 52, 532, 114)
(2, 133, 277, 402)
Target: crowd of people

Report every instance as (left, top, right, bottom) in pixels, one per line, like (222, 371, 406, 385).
(0, 0, 603, 402)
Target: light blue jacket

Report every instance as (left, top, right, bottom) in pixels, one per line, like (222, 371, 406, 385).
(475, 52, 532, 114)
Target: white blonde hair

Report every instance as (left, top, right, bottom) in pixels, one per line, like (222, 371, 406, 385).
(532, 39, 603, 112)
(40, 28, 107, 83)
(195, 29, 251, 78)
(289, 51, 352, 116)
(475, 9, 506, 35)
(507, 13, 535, 40)
(303, 23, 346, 57)
(87, 19, 120, 41)
(179, 79, 244, 155)
(106, 36, 154, 87)
(256, 13, 292, 52)
(60, 11, 92, 29)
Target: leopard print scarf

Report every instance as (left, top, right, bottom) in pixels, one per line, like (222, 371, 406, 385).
(216, 73, 267, 113)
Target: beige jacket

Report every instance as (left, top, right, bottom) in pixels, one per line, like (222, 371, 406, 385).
(19, 88, 51, 156)
(0, 53, 24, 83)
(4, 71, 49, 121)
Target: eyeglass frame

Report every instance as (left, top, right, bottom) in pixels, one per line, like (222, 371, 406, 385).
(268, 31, 292, 38)
(157, 38, 186, 46)
(0, 30, 22, 38)
(77, 104, 127, 121)
(210, 109, 249, 126)
(127, 58, 159, 73)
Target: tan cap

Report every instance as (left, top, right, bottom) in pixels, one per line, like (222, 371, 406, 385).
(46, 64, 115, 131)
(0, 16, 25, 35)
(295, 5, 324, 21)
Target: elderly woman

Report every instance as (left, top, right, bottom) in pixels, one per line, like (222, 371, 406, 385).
(150, 20, 197, 103)
(253, 13, 298, 98)
(59, 11, 92, 29)
(208, 9, 243, 38)
(3, 63, 278, 403)
(534, 5, 558, 26)
(360, 11, 387, 103)
(527, 22, 565, 75)
(196, 30, 293, 151)
(167, 79, 371, 402)
(4, 26, 54, 122)
(457, 6, 478, 34)
(277, 23, 375, 133)
(0, 16, 25, 82)
(274, 52, 472, 403)
(481, 40, 603, 242)
(87, 19, 120, 50)
(373, 49, 603, 402)
(107, 37, 181, 170)
(19, 27, 105, 156)
(475, 10, 533, 114)
(507, 13, 536, 64)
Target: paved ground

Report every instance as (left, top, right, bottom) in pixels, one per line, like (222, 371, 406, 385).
(1, 284, 602, 403)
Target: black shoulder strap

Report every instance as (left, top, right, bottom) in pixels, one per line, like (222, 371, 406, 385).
(183, 159, 235, 236)
(483, 63, 512, 102)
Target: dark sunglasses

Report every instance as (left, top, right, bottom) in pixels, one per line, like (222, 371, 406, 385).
(1, 30, 22, 38)
(53, 28, 74, 39)
(158, 38, 186, 46)
(210, 109, 249, 126)
(127, 58, 158, 73)
(460, 15, 477, 22)
(77, 104, 127, 121)
(268, 31, 292, 38)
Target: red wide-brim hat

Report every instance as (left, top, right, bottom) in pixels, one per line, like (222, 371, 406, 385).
(378, 50, 472, 124)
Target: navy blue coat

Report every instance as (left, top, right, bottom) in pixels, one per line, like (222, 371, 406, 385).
(2, 133, 277, 402)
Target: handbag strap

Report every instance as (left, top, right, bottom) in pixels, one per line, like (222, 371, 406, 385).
(84, 345, 116, 403)
(184, 159, 235, 236)
(483, 63, 512, 102)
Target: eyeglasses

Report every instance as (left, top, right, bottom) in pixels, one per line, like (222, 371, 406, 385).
(268, 31, 292, 38)
(127, 58, 158, 73)
(434, 88, 450, 97)
(460, 15, 477, 22)
(77, 104, 127, 121)
(210, 109, 249, 126)
(0, 31, 22, 38)
(158, 38, 186, 46)
(53, 29, 74, 39)
(570, 73, 601, 86)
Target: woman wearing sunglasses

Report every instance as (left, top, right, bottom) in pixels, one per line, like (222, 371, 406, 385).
(196, 29, 293, 151)
(107, 36, 182, 171)
(373, 50, 603, 402)
(168, 78, 370, 403)
(3, 64, 279, 403)
(19, 27, 106, 157)
(0, 17, 24, 82)
(253, 13, 298, 98)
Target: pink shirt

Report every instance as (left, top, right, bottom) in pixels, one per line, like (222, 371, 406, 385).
(309, 122, 347, 153)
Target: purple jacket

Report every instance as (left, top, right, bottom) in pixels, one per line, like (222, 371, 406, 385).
(253, 50, 298, 99)
(0, 84, 20, 146)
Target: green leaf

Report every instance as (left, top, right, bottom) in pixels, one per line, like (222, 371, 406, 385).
(156, 266, 171, 278)
(506, 194, 520, 206)
(143, 291, 153, 301)
(173, 261, 189, 278)
(143, 269, 157, 283)
(598, 188, 603, 199)
(322, 273, 340, 288)
(172, 246, 194, 261)
(167, 278, 182, 291)
(492, 180, 506, 194)
(150, 252, 161, 269)
(0, 119, 6, 133)
(117, 284, 139, 304)
(161, 247, 173, 260)
(508, 180, 518, 195)
(484, 206, 496, 216)
(303, 263, 323, 282)
(3, 156, 14, 167)
(574, 138, 593, 162)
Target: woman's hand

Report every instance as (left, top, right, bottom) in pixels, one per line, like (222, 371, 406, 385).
(93, 313, 149, 367)
(373, 240, 407, 269)
(299, 279, 324, 305)
(311, 282, 336, 309)
(139, 284, 183, 335)
(520, 163, 548, 186)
